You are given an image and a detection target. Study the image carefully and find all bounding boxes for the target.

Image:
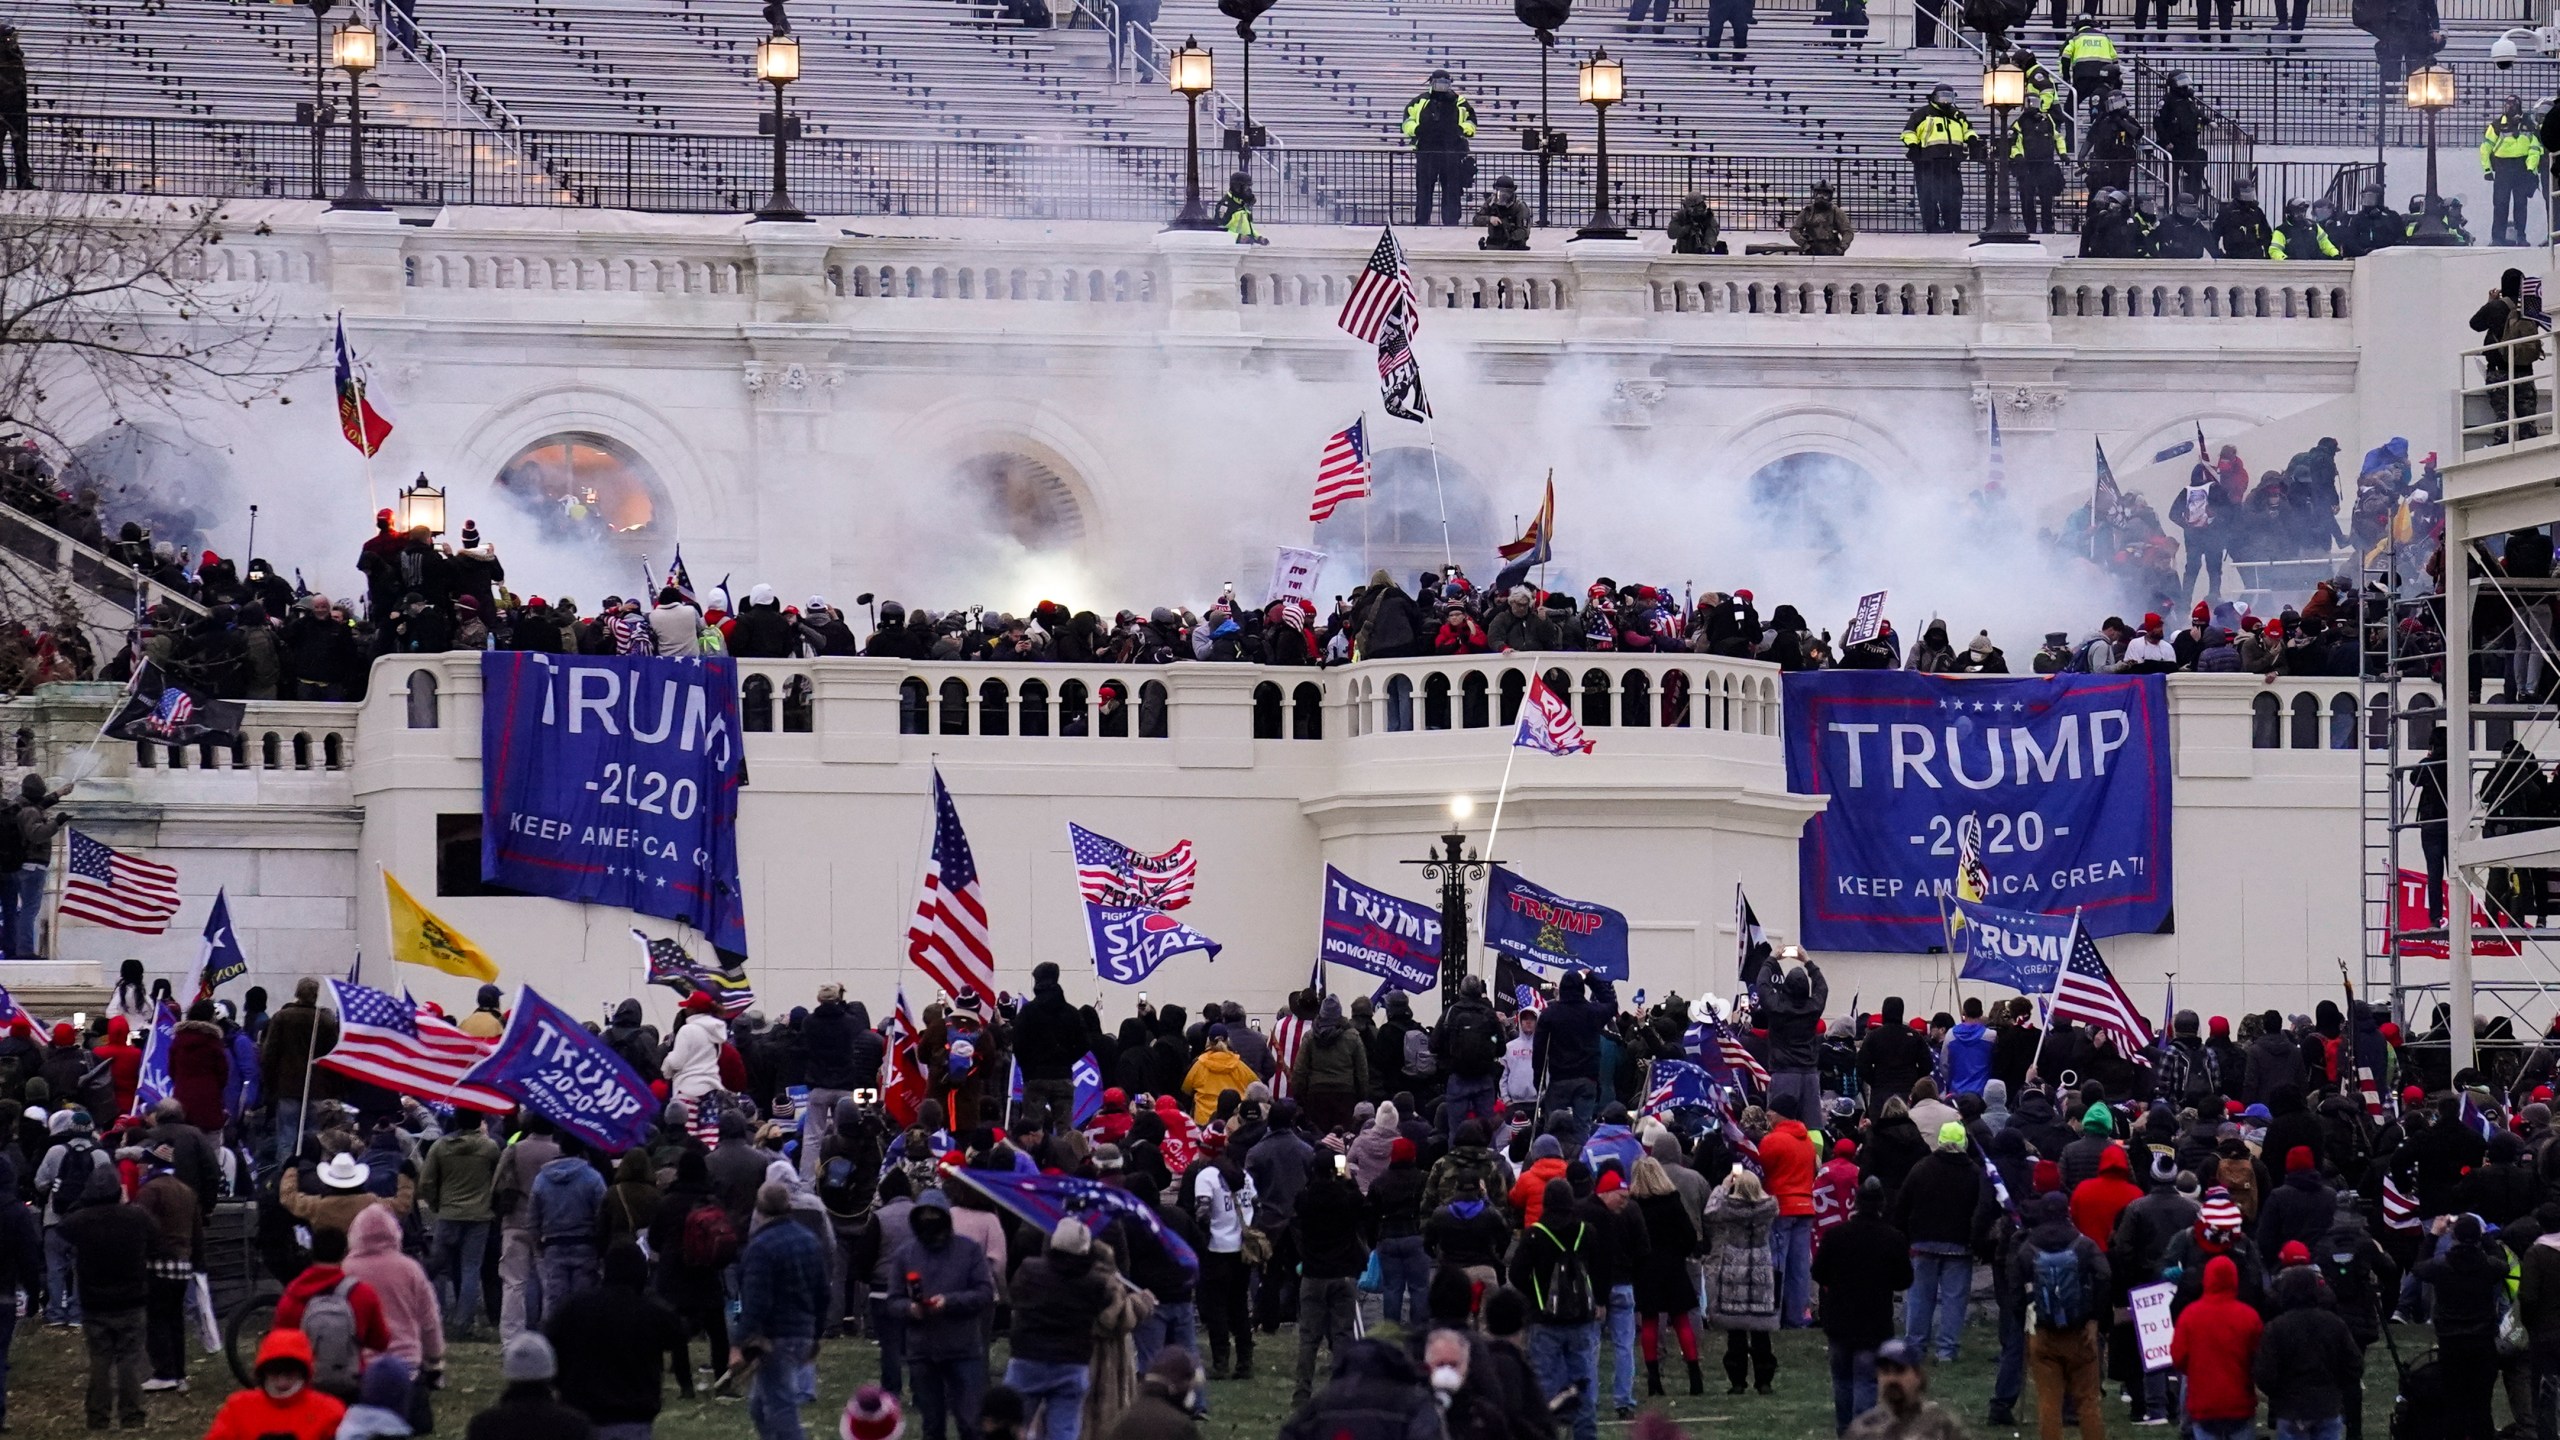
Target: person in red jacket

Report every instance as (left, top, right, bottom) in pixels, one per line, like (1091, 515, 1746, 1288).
(168, 999, 230, 1132)
(274, 1228, 393, 1394)
(1813, 1138, 1861, 1255)
(204, 1329, 346, 1440)
(2069, 1143, 2143, 1249)
(2171, 1255, 2262, 1440)
(95, 1016, 142, 1118)
(1762, 1092, 1820, 1328)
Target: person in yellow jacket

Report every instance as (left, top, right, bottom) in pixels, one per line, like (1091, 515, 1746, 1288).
(2060, 19, 2118, 100)
(2269, 198, 2342, 259)
(1901, 83, 1977, 233)
(1402, 69, 1478, 227)
(1213, 170, 1269, 244)
(2482, 95, 2545, 246)
(1180, 1023, 1260, 1122)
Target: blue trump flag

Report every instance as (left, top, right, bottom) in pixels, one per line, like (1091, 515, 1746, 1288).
(1317, 866, 1442, 993)
(1582, 1122, 1644, 1179)
(946, 1164, 1200, 1276)
(1951, 899, 2079, 995)
(1085, 903, 1222, 985)
(479, 653, 748, 954)
(1783, 671, 2172, 952)
(1072, 1052, 1105, 1128)
(1483, 866, 1630, 980)
(131, 1000, 177, 1117)
(1644, 1058, 1716, 1116)
(460, 985, 656, 1153)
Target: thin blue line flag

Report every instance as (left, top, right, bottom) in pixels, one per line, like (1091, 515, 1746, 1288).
(948, 1165, 1199, 1277)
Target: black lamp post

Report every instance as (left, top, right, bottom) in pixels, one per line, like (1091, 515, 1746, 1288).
(1217, 0, 1273, 157)
(2406, 64, 2459, 245)
(1166, 38, 1221, 230)
(1575, 48, 1628, 239)
(753, 32, 809, 223)
(1975, 61, 2029, 244)
(1513, 0, 1572, 230)
(1403, 798, 1493, 996)
(329, 20, 388, 211)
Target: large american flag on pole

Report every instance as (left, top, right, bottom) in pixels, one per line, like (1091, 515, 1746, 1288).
(1309, 418, 1373, 523)
(59, 830, 183, 935)
(321, 979, 514, 1111)
(1068, 823, 1198, 911)
(2050, 919, 2153, 1055)
(907, 767, 997, 1008)
(1336, 227, 1419, 343)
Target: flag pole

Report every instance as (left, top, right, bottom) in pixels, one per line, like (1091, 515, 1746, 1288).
(1422, 412, 1454, 574)
(2026, 908, 2081, 1088)
(1474, 727, 1524, 968)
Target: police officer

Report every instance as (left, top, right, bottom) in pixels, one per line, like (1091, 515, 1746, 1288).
(2061, 18, 2118, 101)
(1901, 83, 1976, 233)
(1667, 193, 1726, 253)
(2482, 95, 2544, 246)
(2270, 197, 2342, 258)
(2153, 194, 2213, 257)
(1476, 176, 1530, 249)
(2154, 72, 2207, 198)
(1213, 170, 1268, 244)
(2214, 179, 2272, 258)
(2085, 91, 2141, 196)
(1403, 69, 1477, 227)
(1789, 181, 1855, 254)
(2344, 184, 2405, 256)
(2010, 88, 2069, 234)
(2078, 188, 2140, 258)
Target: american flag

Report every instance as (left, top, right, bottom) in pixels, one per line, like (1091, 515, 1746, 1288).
(1376, 306, 1432, 423)
(1069, 823, 1197, 911)
(2358, 1066, 2389, 1121)
(1309, 418, 1373, 523)
(1693, 1009, 1768, 1091)
(59, 830, 183, 935)
(321, 979, 514, 1111)
(1336, 227, 1419, 343)
(2382, 1170, 2420, 1230)
(1269, 955, 1321, 1100)
(907, 767, 997, 1009)
(2050, 921, 2153, 1055)
(145, 687, 194, 738)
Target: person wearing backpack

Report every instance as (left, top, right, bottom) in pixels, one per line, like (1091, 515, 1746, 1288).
(1511, 1178, 1601, 1440)
(33, 1106, 100, 1326)
(644, 1149, 733, 1385)
(2010, 1190, 2110, 1440)
(276, 1225, 393, 1401)
(1433, 978, 1508, 1143)
(57, 1164, 153, 1427)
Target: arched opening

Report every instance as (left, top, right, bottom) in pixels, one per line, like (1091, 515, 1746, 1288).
(1500, 669, 1527, 726)
(323, 734, 344, 769)
(1423, 673, 1452, 731)
(1311, 447, 1497, 594)
(1253, 681, 1284, 740)
(741, 674, 775, 732)
(2251, 692, 2281, 749)
(1461, 671, 1490, 729)
(1620, 670, 1652, 728)
(899, 678, 930, 735)
(2367, 693, 2391, 750)
(1098, 680, 1130, 738)
(10, 729, 29, 767)
(1663, 669, 1692, 728)
(938, 678, 970, 735)
(405, 670, 439, 729)
(979, 678, 1010, 736)
(1138, 680, 1170, 738)
(1292, 682, 1324, 739)
(2329, 692, 2359, 750)
(1060, 679, 1091, 736)
(1579, 669, 1611, 727)
(493, 432, 668, 559)
(292, 732, 312, 770)
(1020, 679, 1051, 736)
(1385, 674, 1415, 733)
(931, 450, 1091, 589)
(260, 732, 281, 769)
(782, 676, 813, 732)
(1742, 451, 1886, 566)
(2288, 692, 2320, 749)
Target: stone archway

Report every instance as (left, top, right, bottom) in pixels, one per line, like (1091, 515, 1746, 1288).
(493, 431, 671, 561)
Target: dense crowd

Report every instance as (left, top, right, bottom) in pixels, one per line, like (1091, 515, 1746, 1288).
(0, 949, 2554, 1440)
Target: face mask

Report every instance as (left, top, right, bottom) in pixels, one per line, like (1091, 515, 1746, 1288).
(1432, 1366, 1464, 1395)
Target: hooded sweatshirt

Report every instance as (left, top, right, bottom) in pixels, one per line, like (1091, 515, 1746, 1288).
(343, 1203, 444, 1372)
(1943, 1019, 1994, 1097)
(204, 1331, 347, 1440)
(2172, 1256, 2263, 1422)
(2070, 1144, 2144, 1248)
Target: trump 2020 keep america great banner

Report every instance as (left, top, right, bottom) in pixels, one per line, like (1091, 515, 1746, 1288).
(480, 653, 749, 954)
(1782, 672, 2172, 953)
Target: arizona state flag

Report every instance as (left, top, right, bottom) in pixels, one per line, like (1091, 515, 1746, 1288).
(384, 869, 498, 982)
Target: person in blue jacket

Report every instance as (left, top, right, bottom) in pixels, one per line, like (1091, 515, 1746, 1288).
(1943, 999, 1995, 1099)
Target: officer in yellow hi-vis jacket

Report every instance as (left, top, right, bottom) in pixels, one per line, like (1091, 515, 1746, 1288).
(2482, 96, 2546, 246)
(2270, 198, 2342, 259)
(1403, 69, 1478, 227)
(1901, 83, 1977, 233)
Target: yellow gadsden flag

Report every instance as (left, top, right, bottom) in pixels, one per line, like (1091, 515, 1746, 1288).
(384, 870, 499, 982)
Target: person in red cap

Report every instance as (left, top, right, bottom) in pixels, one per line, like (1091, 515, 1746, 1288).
(2171, 1254, 2262, 1440)
(2121, 613, 2179, 672)
(2174, 601, 2213, 668)
(2254, 1146, 2335, 1266)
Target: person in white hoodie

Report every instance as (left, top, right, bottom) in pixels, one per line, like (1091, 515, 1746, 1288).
(1500, 1010, 1540, 1109)
(664, 1007, 729, 1113)
(648, 588, 703, 658)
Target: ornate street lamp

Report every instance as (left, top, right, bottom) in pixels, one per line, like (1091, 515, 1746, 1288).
(1575, 48, 1628, 240)
(1514, 0, 1573, 229)
(1975, 61, 2030, 245)
(753, 33, 809, 223)
(394, 473, 447, 535)
(1404, 796, 1495, 995)
(1166, 38, 1221, 230)
(2406, 64, 2459, 245)
(328, 21, 387, 212)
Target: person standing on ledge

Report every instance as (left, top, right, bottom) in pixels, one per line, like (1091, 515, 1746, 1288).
(1403, 69, 1477, 228)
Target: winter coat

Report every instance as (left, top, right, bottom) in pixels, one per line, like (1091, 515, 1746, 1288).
(260, 999, 342, 1104)
(2418, 1238, 2506, 1342)
(544, 1248, 692, 1424)
(1751, 959, 1829, 1071)
(663, 1015, 728, 1102)
(1008, 1244, 1115, 1364)
(464, 1381, 595, 1440)
(736, 1212, 829, 1343)
(280, 1165, 415, 1237)
(420, 1129, 501, 1223)
(2244, 1033, 2303, 1103)
(1943, 1021, 1994, 1097)
(1761, 1118, 1818, 1216)
(887, 1223, 994, 1362)
(2171, 1256, 2263, 1423)
(344, 1203, 444, 1373)
(1508, 1157, 1569, 1227)
(1293, 1021, 1369, 1098)
(169, 1020, 229, 1131)
(1632, 1192, 1699, 1313)
(205, 1332, 347, 1440)
(1891, 1149, 1982, 1248)
(2255, 1285, 2363, 1422)
(1812, 1211, 1911, 1348)
(1701, 1190, 1780, 1331)
(55, 1196, 150, 1315)
(2256, 1170, 2337, 1266)
(2165, 1228, 2266, 1316)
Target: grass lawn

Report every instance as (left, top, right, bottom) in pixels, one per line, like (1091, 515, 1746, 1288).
(0, 1315, 2450, 1440)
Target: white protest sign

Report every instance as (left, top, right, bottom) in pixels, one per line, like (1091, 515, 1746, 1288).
(2130, 1281, 2176, 1372)
(1271, 546, 1327, 608)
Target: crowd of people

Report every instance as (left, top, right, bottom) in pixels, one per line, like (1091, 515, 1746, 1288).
(1, 949, 2555, 1440)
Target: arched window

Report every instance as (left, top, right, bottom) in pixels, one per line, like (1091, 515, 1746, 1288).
(2251, 692, 2281, 749)
(493, 432, 668, 562)
(783, 676, 813, 732)
(741, 674, 775, 732)
(1138, 681, 1170, 738)
(10, 729, 29, 767)
(938, 678, 970, 735)
(980, 679, 1010, 737)
(1292, 682, 1324, 739)
(2404, 693, 2439, 751)
(1620, 670, 1652, 728)
(899, 678, 930, 735)
(1423, 673, 1453, 731)
(2368, 693, 2391, 750)
(1099, 681, 1130, 738)
(405, 670, 439, 729)
(1310, 447, 1497, 583)
(292, 732, 313, 770)
(2329, 692, 2359, 750)
(1461, 671, 1490, 729)
(2288, 692, 2320, 750)
(260, 733, 281, 769)
(1662, 669, 1692, 728)
(1020, 679, 1051, 737)
(1385, 675, 1415, 733)
(1253, 682, 1284, 740)
(1580, 669, 1611, 727)
(1500, 670, 1528, 726)
(228, 738, 248, 770)
(1060, 680, 1091, 736)
(323, 734, 344, 769)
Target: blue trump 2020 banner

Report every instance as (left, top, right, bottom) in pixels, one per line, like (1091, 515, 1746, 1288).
(480, 653, 748, 954)
(1783, 672, 2172, 952)
(1318, 866, 1443, 993)
(1951, 899, 2079, 995)
(461, 986, 656, 1153)
(1483, 866, 1630, 980)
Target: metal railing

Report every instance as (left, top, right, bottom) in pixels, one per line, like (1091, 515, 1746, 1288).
(2457, 328, 2556, 457)
(2129, 55, 2536, 146)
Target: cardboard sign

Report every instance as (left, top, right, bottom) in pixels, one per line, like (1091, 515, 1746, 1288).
(2130, 1282, 2176, 1372)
